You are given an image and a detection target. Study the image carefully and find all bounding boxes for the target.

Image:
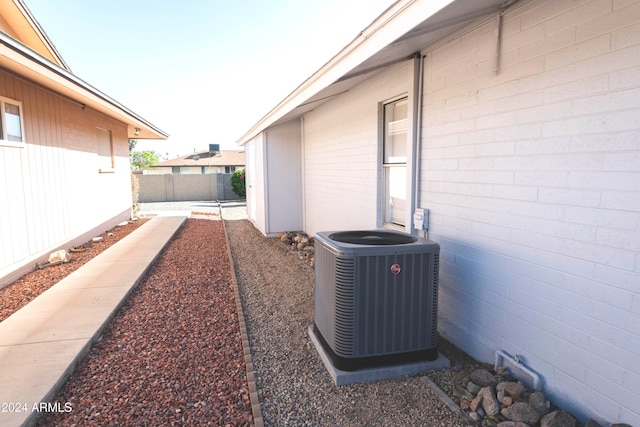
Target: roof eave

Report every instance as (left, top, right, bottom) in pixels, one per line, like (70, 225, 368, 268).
(235, 0, 514, 146)
(235, 0, 457, 146)
(13, 0, 70, 71)
(0, 31, 168, 140)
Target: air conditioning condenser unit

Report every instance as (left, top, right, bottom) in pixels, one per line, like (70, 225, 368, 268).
(313, 230, 440, 372)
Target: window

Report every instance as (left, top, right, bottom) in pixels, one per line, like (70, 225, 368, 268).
(382, 97, 408, 227)
(0, 97, 25, 147)
(96, 127, 114, 172)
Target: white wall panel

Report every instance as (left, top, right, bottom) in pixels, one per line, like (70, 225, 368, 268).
(265, 120, 302, 233)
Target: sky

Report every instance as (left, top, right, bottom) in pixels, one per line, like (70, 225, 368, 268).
(25, 0, 393, 159)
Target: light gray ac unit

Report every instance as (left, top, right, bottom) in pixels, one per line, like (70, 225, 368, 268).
(313, 230, 440, 371)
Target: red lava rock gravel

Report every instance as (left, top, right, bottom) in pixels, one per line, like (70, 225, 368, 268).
(37, 218, 253, 426)
(0, 219, 148, 322)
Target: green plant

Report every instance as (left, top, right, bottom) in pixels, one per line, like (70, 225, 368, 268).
(130, 150, 159, 171)
(231, 168, 246, 198)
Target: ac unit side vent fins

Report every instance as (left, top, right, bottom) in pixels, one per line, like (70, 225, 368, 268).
(430, 253, 440, 344)
(334, 256, 355, 356)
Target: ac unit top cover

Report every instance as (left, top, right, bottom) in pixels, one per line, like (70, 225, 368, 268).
(315, 230, 439, 257)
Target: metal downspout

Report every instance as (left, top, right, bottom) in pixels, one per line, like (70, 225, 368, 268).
(411, 53, 426, 237)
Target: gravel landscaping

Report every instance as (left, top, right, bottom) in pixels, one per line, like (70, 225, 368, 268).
(38, 218, 252, 426)
(3, 202, 489, 426)
(225, 219, 478, 427)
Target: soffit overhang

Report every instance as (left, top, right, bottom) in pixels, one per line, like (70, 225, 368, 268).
(0, 0, 69, 69)
(0, 31, 168, 140)
(237, 0, 513, 145)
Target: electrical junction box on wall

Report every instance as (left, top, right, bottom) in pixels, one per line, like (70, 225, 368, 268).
(414, 208, 429, 231)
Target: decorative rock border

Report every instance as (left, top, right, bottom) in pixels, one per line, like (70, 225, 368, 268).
(275, 232, 315, 268)
(222, 219, 264, 427)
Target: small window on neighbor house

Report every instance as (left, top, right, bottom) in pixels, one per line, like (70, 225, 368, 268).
(225, 166, 236, 173)
(96, 127, 114, 172)
(0, 97, 25, 147)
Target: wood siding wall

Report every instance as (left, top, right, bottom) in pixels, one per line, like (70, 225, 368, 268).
(265, 120, 302, 233)
(0, 69, 132, 285)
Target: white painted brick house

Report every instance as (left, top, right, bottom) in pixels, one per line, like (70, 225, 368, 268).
(238, 0, 640, 424)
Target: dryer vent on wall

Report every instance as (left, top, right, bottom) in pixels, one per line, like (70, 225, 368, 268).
(313, 230, 440, 371)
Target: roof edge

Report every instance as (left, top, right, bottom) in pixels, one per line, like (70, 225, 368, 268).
(12, 0, 70, 70)
(235, 0, 455, 145)
(0, 30, 169, 140)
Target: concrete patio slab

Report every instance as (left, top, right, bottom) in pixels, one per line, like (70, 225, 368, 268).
(0, 214, 187, 427)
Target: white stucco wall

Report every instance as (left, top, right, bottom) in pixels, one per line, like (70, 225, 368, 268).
(245, 133, 266, 234)
(265, 120, 302, 234)
(297, 0, 640, 424)
(245, 121, 303, 236)
(303, 61, 411, 235)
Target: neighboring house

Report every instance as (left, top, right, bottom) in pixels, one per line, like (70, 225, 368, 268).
(149, 148, 245, 175)
(0, 0, 168, 286)
(237, 0, 640, 425)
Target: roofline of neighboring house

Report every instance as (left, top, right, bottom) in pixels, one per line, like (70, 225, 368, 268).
(236, 0, 461, 146)
(0, 30, 169, 140)
(154, 164, 246, 168)
(14, 0, 70, 71)
(152, 150, 246, 168)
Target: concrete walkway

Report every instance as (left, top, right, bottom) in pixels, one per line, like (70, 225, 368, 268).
(0, 215, 187, 427)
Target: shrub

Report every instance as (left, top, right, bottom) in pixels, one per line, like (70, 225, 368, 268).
(231, 168, 246, 198)
(131, 173, 140, 215)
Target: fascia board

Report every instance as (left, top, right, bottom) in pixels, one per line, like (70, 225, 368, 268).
(236, 0, 455, 146)
(13, 0, 70, 70)
(0, 33, 168, 140)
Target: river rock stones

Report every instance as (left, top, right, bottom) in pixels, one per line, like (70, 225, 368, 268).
(48, 249, 70, 264)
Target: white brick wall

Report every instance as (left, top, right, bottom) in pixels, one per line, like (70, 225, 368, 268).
(303, 61, 410, 235)
(422, 0, 640, 424)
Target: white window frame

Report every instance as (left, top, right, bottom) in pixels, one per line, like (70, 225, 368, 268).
(380, 96, 409, 229)
(0, 96, 26, 148)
